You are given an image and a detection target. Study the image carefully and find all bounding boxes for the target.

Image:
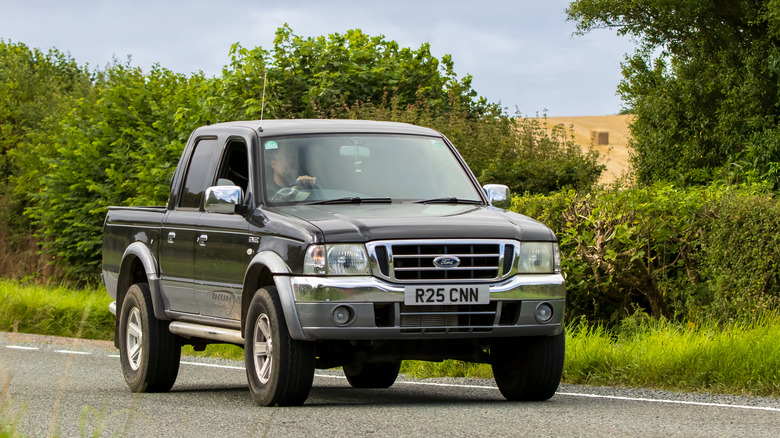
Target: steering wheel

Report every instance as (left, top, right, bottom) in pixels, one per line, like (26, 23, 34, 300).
(290, 177, 322, 190)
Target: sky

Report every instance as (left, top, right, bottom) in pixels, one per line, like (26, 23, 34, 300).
(0, 0, 637, 117)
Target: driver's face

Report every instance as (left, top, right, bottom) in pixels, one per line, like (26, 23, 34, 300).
(271, 149, 297, 178)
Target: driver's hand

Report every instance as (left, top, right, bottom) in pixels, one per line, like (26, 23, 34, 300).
(296, 175, 316, 189)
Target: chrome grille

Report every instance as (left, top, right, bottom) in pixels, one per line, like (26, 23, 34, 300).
(367, 240, 516, 283)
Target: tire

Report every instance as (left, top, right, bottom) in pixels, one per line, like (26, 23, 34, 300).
(244, 287, 315, 406)
(491, 331, 565, 401)
(343, 361, 401, 389)
(118, 283, 181, 393)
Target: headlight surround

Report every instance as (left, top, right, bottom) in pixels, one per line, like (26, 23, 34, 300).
(517, 242, 555, 273)
(304, 244, 370, 275)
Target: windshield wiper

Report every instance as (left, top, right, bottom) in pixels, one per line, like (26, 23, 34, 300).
(309, 197, 392, 205)
(414, 197, 483, 205)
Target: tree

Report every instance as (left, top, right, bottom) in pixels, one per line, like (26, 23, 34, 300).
(219, 24, 497, 120)
(567, 0, 780, 185)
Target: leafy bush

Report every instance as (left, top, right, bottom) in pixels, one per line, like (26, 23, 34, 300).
(513, 182, 779, 324)
(0, 41, 92, 276)
(699, 192, 780, 319)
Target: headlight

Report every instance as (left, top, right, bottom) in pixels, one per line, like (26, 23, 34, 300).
(304, 244, 370, 275)
(517, 242, 555, 273)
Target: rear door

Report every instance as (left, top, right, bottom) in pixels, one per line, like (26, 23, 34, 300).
(158, 136, 219, 314)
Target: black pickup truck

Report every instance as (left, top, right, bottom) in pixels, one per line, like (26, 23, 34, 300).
(102, 119, 566, 406)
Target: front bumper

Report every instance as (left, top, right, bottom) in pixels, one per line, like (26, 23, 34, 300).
(289, 274, 565, 340)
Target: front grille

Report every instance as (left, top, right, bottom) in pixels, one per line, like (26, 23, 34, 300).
(390, 242, 501, 281)
(367, 240, 519, 282)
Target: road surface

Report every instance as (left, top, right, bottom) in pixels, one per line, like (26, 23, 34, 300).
(1, 332, 778, 437)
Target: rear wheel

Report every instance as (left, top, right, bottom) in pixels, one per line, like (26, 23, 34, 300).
(118, 283, 181, 392)
(491, 331, 565, 401)
(244, 287, 315, 406)
(343, 360, 401, 389)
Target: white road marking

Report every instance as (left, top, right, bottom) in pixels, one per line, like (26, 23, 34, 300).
(54, 350, 91, 355)
(557, 392, 780, 413)
(6, 345, 39, 350)
(180, 360, 244, 370)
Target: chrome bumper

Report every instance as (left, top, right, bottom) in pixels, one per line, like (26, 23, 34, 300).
(289, 274, 565, 340)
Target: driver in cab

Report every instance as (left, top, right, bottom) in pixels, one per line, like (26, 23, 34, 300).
(267, 145, 317, 198)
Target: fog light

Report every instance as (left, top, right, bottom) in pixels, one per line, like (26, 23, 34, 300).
(331, 305, 354, 326)
(535, 302, 554, 323)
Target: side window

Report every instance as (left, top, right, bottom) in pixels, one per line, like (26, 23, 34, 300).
(216, 140, 249, 194)
(180, 138, 218, 210)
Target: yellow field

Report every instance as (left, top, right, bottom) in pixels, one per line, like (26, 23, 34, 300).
(536, 115, 633, 183)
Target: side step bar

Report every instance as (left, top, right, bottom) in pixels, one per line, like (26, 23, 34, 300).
(169, 321, 244, 345)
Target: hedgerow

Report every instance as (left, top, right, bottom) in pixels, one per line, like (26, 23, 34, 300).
(512, 182, 780, 324)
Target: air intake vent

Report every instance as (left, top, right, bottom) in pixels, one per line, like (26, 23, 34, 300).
(374, 245, 389, 276)
(502, 244, 515, 275)
(399, 304, 496, 334)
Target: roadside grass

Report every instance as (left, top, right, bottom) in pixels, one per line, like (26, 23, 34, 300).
(565, 314, 780, 396)
(0, 280, 113, 340)
(1, 279, 779, 397)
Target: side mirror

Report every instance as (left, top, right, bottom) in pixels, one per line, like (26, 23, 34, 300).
(204, 186, 244, 214)
(484, 184, 510, 209)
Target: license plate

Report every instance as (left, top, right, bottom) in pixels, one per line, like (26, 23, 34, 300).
(404, 285, 489, 306)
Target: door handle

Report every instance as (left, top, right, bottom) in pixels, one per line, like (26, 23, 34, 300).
(197, 234, 208, 246)
(167, 232, 176, 244)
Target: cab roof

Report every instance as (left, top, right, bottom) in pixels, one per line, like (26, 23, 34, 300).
(198, 119, 442, 137)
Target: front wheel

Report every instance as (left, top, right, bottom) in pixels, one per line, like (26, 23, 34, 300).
(491, 331, 565, 401)
(244, 287, 315, 406)
(118, 283, 181, 392)
(343, 360, 401, 389)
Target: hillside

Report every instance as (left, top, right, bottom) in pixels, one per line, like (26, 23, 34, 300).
(536, 115, 633, 183)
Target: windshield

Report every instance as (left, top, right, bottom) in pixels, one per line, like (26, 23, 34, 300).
(262, 134, 483, 205)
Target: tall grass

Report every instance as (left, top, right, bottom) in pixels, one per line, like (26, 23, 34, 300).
(565, 313, 780, 396)
(0, 280, 113, 340)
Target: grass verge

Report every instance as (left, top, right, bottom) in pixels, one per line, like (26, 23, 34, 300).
(565, 314, 780, 396)
(0, 280, 113, 340)
(1, 279, 778, 396)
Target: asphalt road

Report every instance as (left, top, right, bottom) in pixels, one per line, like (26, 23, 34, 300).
(1, 332, 778, 437)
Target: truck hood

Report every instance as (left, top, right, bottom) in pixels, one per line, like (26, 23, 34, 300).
(273, 203, 555, 242)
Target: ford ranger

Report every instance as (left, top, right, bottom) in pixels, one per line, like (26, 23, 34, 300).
(102, 119, 566, 406)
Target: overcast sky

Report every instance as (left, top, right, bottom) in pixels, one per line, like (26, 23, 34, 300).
(0, 0, 637, 117)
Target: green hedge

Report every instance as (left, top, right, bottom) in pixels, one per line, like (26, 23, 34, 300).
(513, 182, 780, 324)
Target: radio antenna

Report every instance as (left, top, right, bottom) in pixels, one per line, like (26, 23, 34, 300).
(260, 71, 267, 122)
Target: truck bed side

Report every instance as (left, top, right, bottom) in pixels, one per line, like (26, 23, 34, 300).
(102, 206, 166, 301)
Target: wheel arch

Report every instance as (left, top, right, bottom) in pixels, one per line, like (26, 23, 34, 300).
(243, 251, 306, 340)
(117, 242, 168, 321)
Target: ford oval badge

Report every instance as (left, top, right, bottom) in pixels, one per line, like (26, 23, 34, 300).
(433, 256, 461, 269)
